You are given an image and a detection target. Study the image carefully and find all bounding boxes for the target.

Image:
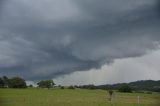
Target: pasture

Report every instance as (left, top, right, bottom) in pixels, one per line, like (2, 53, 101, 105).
(0, 88, 159, 106)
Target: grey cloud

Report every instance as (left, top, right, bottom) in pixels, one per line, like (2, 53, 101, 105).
(0, 0, 160, 80)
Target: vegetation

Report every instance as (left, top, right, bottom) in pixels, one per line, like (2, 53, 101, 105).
(108, 90, 114, 101)
(78, 84, 96, 90)
(68, 85, 75, 89)
(1, 75, 160, 92)
(28, 84, 33, 88)
(118, 84, 132, 93)
(0, 88, 159, 106)
(0, 76, 26, 88)
(129, 80, 160, 92)
(8, 77, 27, 88)
(96, 80, 160, 92)
(108, 90, 114, 96)
(0, 77, 4, 87)
(2, 76, 9, 88)
(0, 76, 160, 106)
(60, 86, 64, 89)
(37, 80, 55, 89)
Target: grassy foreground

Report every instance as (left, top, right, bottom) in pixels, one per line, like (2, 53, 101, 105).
(0, 88, 160, 106)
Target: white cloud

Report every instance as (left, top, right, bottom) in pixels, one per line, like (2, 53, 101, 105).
(26, 81, 37, 87)
(54, 49, 160, 85)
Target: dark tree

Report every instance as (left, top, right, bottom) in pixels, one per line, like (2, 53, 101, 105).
(0, 77, 4, 88)
(37, 80, 55, 89)
(108, 90, 114, 101)
(60, 86, 64, 89)
(108, 90, 113, 96)
(118, 84, 132, 93)
(28, 84, 33, 88)
(2, 76, 9, 88)
(68, 86, 75, 89)
(8, 77, 27, 88)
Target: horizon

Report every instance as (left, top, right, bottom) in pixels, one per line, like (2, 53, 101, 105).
(25, 79, 160, 87)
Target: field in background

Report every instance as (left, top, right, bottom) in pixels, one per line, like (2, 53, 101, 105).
(0, 88, 160, 106)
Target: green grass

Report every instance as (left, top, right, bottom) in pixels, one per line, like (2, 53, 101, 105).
(0, 88, 160, 106)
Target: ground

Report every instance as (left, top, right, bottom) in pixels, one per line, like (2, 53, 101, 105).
(0, 88, 160, 106)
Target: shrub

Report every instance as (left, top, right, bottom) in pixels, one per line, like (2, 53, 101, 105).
(37, 80, 55, 89)
(60, 86, 64, 89)
(108, 90, 114, 96)
(146, 91, 152, 94)
(68, 86, 75, 89)
(118, 84, 132, 93)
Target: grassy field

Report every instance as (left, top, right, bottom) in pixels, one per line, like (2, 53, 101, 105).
(0, 88, 160, 106)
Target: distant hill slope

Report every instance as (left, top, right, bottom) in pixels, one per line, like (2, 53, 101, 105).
(96, 80, 160, 92)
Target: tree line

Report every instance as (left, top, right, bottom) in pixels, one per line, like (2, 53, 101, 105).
(0, 75, 144, 93)
(96, 80, 160, 92)
(0, 76, 55, 89)
(0, 76, 26, 88)
(1, 76, 159, 92)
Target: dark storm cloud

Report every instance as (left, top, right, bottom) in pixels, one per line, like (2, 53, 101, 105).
(0, 0, 160, 80)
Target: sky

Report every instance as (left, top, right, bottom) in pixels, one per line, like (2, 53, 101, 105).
(0, 0, 160, 85)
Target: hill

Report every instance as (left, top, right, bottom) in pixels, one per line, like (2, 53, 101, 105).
(96, 80, 160, 92)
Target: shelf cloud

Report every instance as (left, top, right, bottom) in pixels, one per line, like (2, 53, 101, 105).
(0, 0, 160, 81)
